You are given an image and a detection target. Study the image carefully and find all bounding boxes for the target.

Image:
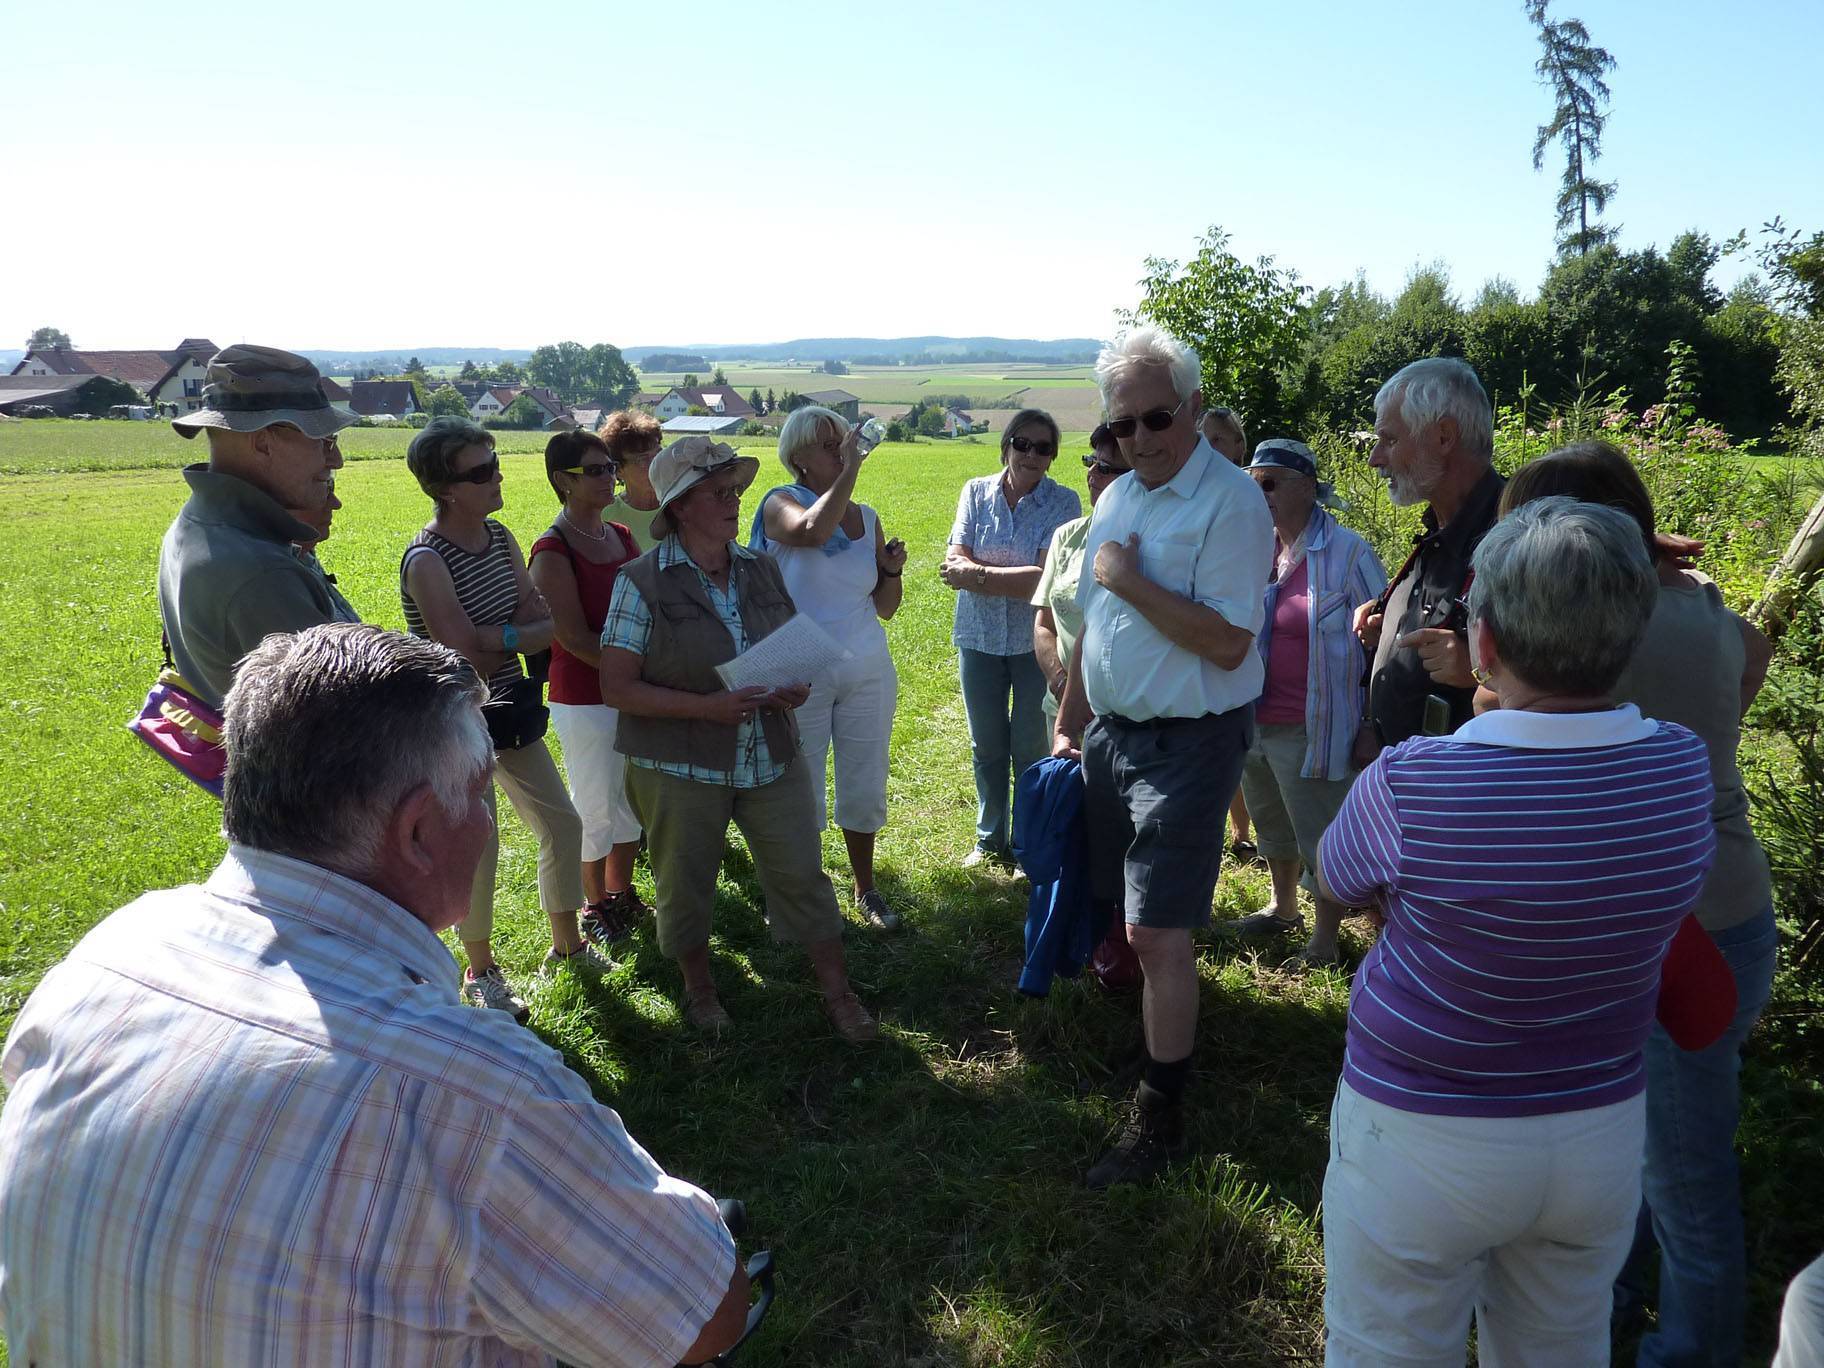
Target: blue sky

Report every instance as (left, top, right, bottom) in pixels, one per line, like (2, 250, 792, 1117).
(5, 0, 1821, 351)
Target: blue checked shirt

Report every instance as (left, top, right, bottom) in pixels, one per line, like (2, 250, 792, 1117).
(0, 847, 736, 1367)
(948, 474, 1080, 655)
(601, 536, 787, 789)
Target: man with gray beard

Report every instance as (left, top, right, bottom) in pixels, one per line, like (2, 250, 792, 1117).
(1352, 358, 1503, 762)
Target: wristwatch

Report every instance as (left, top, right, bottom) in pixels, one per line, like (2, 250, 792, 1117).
(501, 622, 520, 651)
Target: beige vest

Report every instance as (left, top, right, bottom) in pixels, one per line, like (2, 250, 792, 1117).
(615, 546, 800, 773)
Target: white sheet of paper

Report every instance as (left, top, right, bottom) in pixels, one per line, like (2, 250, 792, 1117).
(714, 612, 852, 691)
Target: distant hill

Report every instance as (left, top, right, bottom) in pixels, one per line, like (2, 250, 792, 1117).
(300, 347, 534, 373)
(626, 337, 1102, 365)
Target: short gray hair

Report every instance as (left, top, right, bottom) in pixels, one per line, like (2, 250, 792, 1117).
(776, 404, 849, 480)
(406, 416, 494, 498)
(1095, 325, 1201, 409)
(1468, 496, 1658, 696)
(1375, 357, 1493, 460)
(221, 623, 493, 873)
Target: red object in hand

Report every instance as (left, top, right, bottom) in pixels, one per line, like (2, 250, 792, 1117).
(1655, 914, 1738, 1051)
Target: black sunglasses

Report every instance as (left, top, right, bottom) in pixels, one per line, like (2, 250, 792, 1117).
(1007, 436, 1057, 458)
(562, 461, 615, 479)
(1082, 455, 1126, 476)
(450, 454, 500, 485)
(1105, 397, 1188, 440)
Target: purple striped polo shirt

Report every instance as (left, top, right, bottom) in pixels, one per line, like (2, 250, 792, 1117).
(1319, 705, 1716, 1118)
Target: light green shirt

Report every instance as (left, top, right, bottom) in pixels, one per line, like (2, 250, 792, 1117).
(606, 497, 660, 552)
(1030, 516, 1092, 721)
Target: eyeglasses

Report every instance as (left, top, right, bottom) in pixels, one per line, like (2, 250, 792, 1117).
(1082, 455, 1126, 476)
(450, 454, 500, 485)
(1105, 397, 1188, 440)
(1008, 436, 1057, 458)
(692, 478, 746, 504)
(562, 462, 615, 479)
(274, 424, 340, 456)
(1255, 477, 1280, 493)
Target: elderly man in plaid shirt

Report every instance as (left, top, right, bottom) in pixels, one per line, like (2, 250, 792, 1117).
(0, 623, 748, 1367)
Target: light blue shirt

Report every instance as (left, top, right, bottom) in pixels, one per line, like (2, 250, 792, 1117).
(948, 473, 1080, 655)
(1075, 437, 1274, 721)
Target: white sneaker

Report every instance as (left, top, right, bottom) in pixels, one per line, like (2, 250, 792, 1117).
(464, 966, 529, 1022)
(540, 943, 615, 979)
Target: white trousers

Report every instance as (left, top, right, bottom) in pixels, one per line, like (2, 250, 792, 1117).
(547, 702, 643, 860)
(795, 645, 897, 834)
(1323, 1077, 1644, 1368)
(1775, 1254, 1824, 1368)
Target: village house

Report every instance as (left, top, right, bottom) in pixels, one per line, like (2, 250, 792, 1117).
(9, 338, 218, 413)
(0, 373, 134, 417)
(349, 379, 420, 420)
(801, 389, 861, 422)
(943, 406, 981, 437)
(645, 385, 756, 421)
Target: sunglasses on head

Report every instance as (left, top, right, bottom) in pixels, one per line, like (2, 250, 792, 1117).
(450, 454, 500, 485)
(1008, 436, 1056, 458)
(1082, 455, 1126, 476)
(1104, 397, 1188, 440)
(562, 461, 615, 479)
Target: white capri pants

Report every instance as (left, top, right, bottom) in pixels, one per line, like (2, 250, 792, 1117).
(795, 644, 897, 834)
(548, 701, 643, 860)
(1323, 1077, 1644, 1368)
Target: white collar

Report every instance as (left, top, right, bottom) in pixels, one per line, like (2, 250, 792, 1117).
(1451, 703, 1657, 751)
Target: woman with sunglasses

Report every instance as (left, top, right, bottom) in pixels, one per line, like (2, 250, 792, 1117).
(941, 407, 1081, 867)
(528, 429, 650, 943)
(402, 418, 606, 1022)
(1213, 439, 1386, 969)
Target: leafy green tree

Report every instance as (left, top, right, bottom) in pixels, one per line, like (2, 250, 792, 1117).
(766, 388, 776, 413)
(427, 385, 471, 418)
(458, 360, 480, 381)
(1527, 0, 1619, 257)
(1667, 232, 1725, 313)
(1315, 266, 1467, 425)
(28, 326, 72, 350)
(1537, 243, 1701, 406)
(492, 360, 524, 385)
(529, 343, 589, 403)
(76, 376, 142, 415)
(502, 394, 547, 429)
(712, 367, 728, 386)
(1124, 225, 1308, 436)
(405, 356, 426, 377)
(749, 388, 765, 414)
(682, 374, 700, 391)
(581, 343, 639, 408)
(916, 406, 947, 437)
(885, 420, 909, 443)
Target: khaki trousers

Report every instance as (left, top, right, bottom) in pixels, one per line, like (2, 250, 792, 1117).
(625, 759, 842, 958)
(463, 737, 586, 944)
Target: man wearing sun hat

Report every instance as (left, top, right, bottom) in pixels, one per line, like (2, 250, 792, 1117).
(158, 344, 362, 711)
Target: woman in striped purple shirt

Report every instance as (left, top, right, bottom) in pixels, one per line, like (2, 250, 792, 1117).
(1316, 497, 1717, 1366)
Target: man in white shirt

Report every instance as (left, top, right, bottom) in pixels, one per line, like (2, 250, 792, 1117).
(0, 623, 749, 1367)
(1055, 326, 1273, 1187)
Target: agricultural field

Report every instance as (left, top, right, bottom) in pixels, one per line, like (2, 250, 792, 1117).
(0, 419, 1818, 1365)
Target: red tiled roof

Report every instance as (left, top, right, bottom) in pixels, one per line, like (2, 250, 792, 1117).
(680, 385, 754, 418)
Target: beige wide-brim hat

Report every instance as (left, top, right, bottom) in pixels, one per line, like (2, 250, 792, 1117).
(171, 343, 358, 441)
(649, 436, 760, 539)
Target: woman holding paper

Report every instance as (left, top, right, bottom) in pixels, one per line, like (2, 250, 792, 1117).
(598, 435, 879, 1043)
(752, 405, 908, 931)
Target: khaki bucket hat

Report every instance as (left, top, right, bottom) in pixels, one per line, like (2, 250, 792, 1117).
(171, 344, 357, 440)
(649, 436, 759, 538)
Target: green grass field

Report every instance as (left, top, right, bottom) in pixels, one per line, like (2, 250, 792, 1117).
(0, 422, 1816, 1365)
(635, 362, 1101, 409)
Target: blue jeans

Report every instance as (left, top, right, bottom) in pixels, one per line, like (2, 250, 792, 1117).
(1618, 904, 1779, 1367)
(958, 648, 1048, 852)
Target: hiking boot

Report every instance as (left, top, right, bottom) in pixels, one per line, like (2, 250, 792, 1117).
(540, 942, 615, 979)
(857, 889, 901, 931)
(601, 886, 652, 920)
(824, 991, 879, 1044)
(1085, 1083, 1187, 1189)
(464, 966, 529, 1023)
(581, 899, 633, 946)
(1219, 908, 1306, 941)
(685, 993, 733, 1035)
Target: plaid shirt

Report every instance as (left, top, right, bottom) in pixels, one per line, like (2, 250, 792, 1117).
(600, 536, 787, 789)
(0, 847, 734, 1367)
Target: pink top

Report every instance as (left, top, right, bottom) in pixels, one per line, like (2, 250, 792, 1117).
(1256, 558, 1309, 725)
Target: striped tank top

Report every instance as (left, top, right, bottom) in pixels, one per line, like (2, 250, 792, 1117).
(400, 520, 523, 697)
